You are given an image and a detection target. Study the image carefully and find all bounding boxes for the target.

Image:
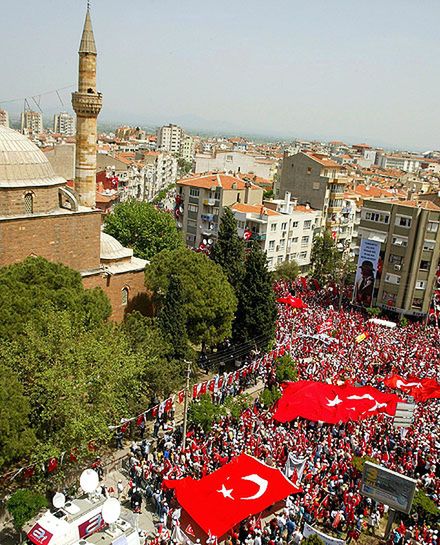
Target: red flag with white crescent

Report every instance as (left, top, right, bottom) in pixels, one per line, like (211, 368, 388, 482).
(383, 375, 440, 401)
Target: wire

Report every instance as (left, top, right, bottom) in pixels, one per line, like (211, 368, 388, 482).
(0, 85, 74, 105)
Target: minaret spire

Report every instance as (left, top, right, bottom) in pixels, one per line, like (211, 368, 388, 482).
(71, 4, 102, 208)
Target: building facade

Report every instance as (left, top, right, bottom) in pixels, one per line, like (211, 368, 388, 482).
(53, 111, 75, 136)
(375, 153, 421, 173)
(358, 199, 440, 316)
(194, 150, 276, 180)
(0, 109, 9, 128)
(279, 151, 352, 247)
(21, 110, 43, 134)
(157, 124, 184, 153)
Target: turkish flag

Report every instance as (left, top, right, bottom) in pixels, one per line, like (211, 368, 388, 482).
(47, 457, 58, 473)
(276, 295, 307, 309)
(383, 375, 440, 402)
(185, 524, 196, 537)
(200, 382, 208, 396)
(136, 413, 145, 427)
(317, 319, 333, 334)
(165, 398, 174, 413)
(164, 453, 300, 537)
(178, 390, 185, 404)
(151, 405, 159, 418)
(273, 381, 402, 424)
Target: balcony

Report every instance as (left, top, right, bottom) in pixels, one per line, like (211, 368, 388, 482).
(201, 213, 215, 222)
(252, 233, 266, 241)
(203, 198, 216, 206)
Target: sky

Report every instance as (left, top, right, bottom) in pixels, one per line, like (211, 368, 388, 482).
(1, 0, 439, 150)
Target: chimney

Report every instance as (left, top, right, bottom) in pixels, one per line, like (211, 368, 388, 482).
(244, 181, 251, 204)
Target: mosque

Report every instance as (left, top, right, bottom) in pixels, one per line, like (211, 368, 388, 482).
(0, 7, 148, 321)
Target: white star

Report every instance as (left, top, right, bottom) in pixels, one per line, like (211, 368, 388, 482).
(217, 484, 234, 499)
(326, 395, 343, 407)
(368, 401, 388, 412)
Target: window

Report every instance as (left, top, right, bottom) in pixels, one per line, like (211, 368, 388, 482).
(396, 216, 412, 228)
(267, 258, 273, 267)
(382, 291, 396, 305)
(412, 297, 423, 309)
(279, 239, 285, 250)
(226, 155, 233, 161)
(270, 224, 277, 232)
(291, 221, 298, 228)
(268, 240, 275, 251)
(392, 236, 407, 247)
(24, 193, 33, 214)
(291, 253, 297, 258)
(277, 256, 283, 264)
(187, 219, 197, 227)
(427, 221, 439, 233)
(423, 240, 435, 251)
(364, 211, 390, 224)
(281, 222, 287, 231)
(188, 204, 198, 212)
(385, 273, 400, 285)
(190, 188, 199, 197)
(291, 237, 298, 243)
(420, 260, 430, 271)
(298, 251, 307, 259)
(307, 167, 312, 174)
(301, 236, 309, 245)
(313, 182, 320, 190)
(388, 254, 403, 265)
(304, 220, 311, 229)
(121, 287, 129, 306)
(415, 280, 426, 290)
(237, 221, 245, 229)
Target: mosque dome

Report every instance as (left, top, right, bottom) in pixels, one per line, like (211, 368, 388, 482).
(0, 125, 65, 188)
(100, 232, 133, 261)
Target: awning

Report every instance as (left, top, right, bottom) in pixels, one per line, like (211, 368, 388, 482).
(368, 233, 387, 243)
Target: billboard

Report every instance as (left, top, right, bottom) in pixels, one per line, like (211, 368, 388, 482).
(360, 462, 417, 514)
(353, 238, 381, 307)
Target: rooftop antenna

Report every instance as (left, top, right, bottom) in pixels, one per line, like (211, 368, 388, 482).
(87, 0, 91, 10)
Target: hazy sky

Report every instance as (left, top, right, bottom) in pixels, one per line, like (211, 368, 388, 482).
(1, 0, 439, 150)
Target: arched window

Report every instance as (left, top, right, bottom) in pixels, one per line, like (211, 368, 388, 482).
(24, 193, 34, 214)
(121, 287, 129, 306)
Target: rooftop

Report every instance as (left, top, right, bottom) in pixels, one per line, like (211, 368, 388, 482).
(177, 173, 261, 191)
(303, 152, 341, 169)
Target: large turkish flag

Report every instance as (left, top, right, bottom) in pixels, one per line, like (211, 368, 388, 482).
(163, 453, 300, 537)
(383, 375, 440, 402)
(273, 381, 402, 424)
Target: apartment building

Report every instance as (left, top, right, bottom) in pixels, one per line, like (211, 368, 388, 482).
(53, 112, 75, 136)
(181, 134, 195, 161)
(279, 151, 353, 247)
(0, 109, 9, 128)
(176, 173, 263, 248)
(358, 199, 440, 317)
(375, 153, 421, 173)
(194, 150, 277, 180)
(21, 110, 43, 134)
(232, 193, 320, 271)
(157, 124, 184, 153)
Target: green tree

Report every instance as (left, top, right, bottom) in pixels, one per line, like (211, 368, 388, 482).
(351, 455, 379, 473)
(224, 393, 252, 419)
(275, 354, 298, 383)
(188, 394, 227, 431)
(177, 156, 193, 176)
(273, 259, 300, 282)
(157, 274, 189, 361)
(411, 489, 440, 524)
(103, 199, 182, 260)
(145, 247, 237, 346)
(7, 489, 48, 532)
(0, 257, 111, 341)
(210, 207, 245, 289)
(259, 386, 281, 408)
(310, 231, 342, 285)
(301, 534, 325, 545)
(233, 241, 277, 349)
(0, 363, 35, 469)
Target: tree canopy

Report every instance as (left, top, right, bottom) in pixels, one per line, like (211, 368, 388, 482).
(103, 199, 182, 261)
(310, 231, 342, 285)
(145, 247, 237, 346)
(0, 257, 111, 341)
(233, 241, 277, 349)
(273, 259, 300, 282)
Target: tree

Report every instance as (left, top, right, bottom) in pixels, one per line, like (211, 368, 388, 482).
(301, 534, 325, 545)
(0, 363, 35, 469)
(0, 257, 111, 341)
(157, 274, 189, 361)
(210, 207, 245, 289)
(145, 247, 237, 346)
(310, 231, 342, 285)
(275, 354, 298, 383)
(411, 489, 440, 524)
(7, 489, 48, 532)
(177, 156, 193, 176)
(273, 259, 300, 282)
(103, 200, 182, 260)
(188, 394, 227, 432)
(259, 386, 281, 408)
(233, 242, 277, 349)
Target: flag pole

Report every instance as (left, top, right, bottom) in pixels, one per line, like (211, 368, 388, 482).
(182, 359, 192, 451)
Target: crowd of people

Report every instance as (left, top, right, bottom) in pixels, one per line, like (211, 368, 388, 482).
(113, 280, 439, 545)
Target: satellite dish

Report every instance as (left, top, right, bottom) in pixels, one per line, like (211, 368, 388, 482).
(208, 239, 213, 245)
(203, 239, 207, 245)
(52, 492, 66, 509)
(101, 497, 121, 524)
(80, 469, 99, 494)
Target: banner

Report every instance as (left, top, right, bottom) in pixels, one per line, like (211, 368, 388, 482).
(353, 238, 381, 307)
(303, 523, 346, 545)
(284, 453, 307, 482)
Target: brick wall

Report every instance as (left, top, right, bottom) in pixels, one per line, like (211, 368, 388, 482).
(0, 211, 101, 270)
(0, 186, 63, 216)
(83, 269, 150, 322)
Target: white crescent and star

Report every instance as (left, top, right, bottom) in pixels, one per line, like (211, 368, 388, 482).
(326, 393, 391, 412)
(217, 474, 268, 501)
(396, 380, 422, 389)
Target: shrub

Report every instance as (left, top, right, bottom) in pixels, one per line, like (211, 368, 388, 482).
(7, 489, 48, 531)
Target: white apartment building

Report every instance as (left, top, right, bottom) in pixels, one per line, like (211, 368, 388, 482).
(194, 150, 277, 179)
(157, 124, 184, 153)
(181, 134, 195, 161)
(53, 112, 75, 136)
(21, 110, 43, 134)
(232, 193, 321, 271)
(0, 109, 9, 128)
(376, 153, 421, 173)
(142, 151, 178, 201)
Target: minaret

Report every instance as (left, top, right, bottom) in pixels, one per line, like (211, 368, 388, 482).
(71, 5, 102, 207)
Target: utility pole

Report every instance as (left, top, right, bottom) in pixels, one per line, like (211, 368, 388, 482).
(182, 359, 192, 451)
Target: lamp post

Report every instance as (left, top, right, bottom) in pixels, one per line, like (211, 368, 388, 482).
(182, 359, 192, 451)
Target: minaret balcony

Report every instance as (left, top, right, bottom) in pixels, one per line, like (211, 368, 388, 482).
(71, 91, 103, 117)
